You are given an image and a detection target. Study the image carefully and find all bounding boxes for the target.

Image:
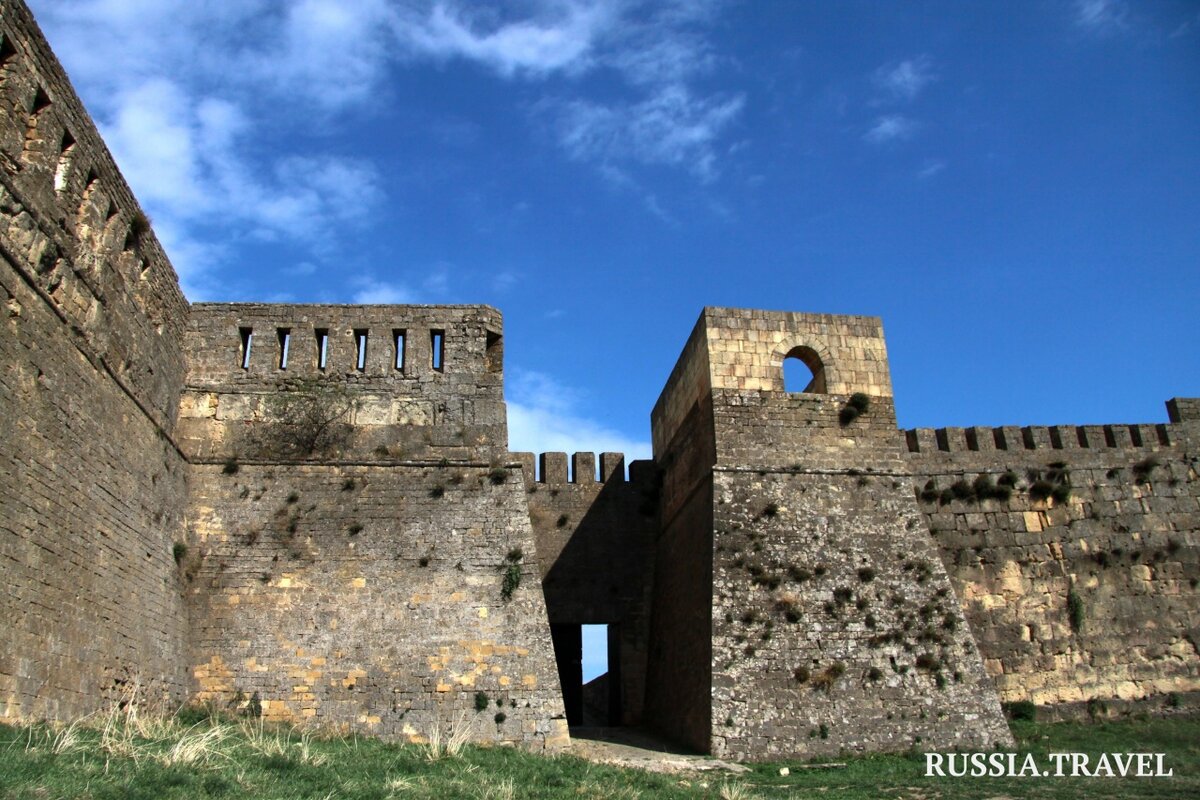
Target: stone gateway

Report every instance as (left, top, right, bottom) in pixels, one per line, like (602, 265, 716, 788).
(1, 0, 1196, 760)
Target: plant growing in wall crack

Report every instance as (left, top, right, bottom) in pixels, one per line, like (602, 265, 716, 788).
(1028, 462, 1071, 504)
(256, 378, 358, 457)
(500, 548, 523, 601)
(1067, 587, 1085, 633)
(810, 662, 846, 692)
(838, 392, 871, 426)
(126, 210, 150, 250)
(1132, 456, 1159, 483)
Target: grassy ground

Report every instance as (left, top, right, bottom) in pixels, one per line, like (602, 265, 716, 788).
(1, 711, 1196, 799)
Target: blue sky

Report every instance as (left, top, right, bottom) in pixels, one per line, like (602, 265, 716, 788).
(30, 0, 1200, 466)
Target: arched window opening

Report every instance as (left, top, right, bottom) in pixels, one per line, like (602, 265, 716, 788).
(21, 87, 52, 168)
(0, 36, 17, 72)
(782, 345, 826, 393)
(53, 129, 75, 192)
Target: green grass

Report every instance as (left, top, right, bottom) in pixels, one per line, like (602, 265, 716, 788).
(740, 716, 1199, 799)
(1, 714, 1197, 799)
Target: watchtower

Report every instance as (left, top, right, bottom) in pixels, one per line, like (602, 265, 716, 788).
(645, 308, 1011, 759)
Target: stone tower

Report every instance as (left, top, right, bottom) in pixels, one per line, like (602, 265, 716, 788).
(178, 304, 568, 747)
(643, 308, 1013, 758)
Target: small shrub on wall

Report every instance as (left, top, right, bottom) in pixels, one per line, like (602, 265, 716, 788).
(256, 378, 358, 458)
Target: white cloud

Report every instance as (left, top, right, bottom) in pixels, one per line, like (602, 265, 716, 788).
(917, 159, 946, 179)
(864, 115, 918, 145)
(1073, 0, 1128, 34)
(491, 271, 520, 292)
(552, 86, 744, 180)
(148, 217, 229, 299)
(609, 33, 713, 87)
(351, 278, 415, 305)
(257, 0, 398, 110)
(393, 1, 613, 77)
(30, 0, 743, 293)
(29, 0, 389, 299)
(506, 370, 651, 462)
(99, 80, 208, 214)
(873, 56, 936, 103)
(535, 1, 742, 187)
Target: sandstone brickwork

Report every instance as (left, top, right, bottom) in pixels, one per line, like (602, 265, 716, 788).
(177, 301, 567, 749)
(511, 451, 659, 726)
(2, 0, 1197, 763)
(186, 461, 567, 748)
(647, 309, 1013, 759)
(0, 0, 191, 721)
(179, 303, 507, 464)
(905, 412, 1200, 717)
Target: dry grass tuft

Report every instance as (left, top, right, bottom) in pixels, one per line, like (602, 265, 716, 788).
(424, 711, 473, 762)
(158, 722, 231, 767)
(719, 782, 760, 800)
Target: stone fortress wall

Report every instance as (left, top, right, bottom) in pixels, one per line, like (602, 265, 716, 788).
(643, 309, 1014, 759)
(178, 303, 567, 748)
(0, 0, 191, 721)
(508, 451, 659, 728)
(179, 303, 508, 464)
(904, 404, 1200, 717)
(1, 0, 1197, 761)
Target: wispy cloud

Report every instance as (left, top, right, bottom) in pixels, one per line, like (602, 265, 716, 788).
(873, 56, 936, 103)
(491, 271, 520, 292)
(917, 159, 946, 179)
(862, 56, 933, 151)
(592, 164, 677, 223)
(392, 1, 614, 77)
(551, 86, 744, 180)
(1169, 12, 1200, 38)
(506, 370, 651, 460)
(350, 277, 415, 305)
(864, 115, 918, 145)
(30, 0, 390, 297)
(1073, 0, 1128, 35)
(535, 1, 744, 187)
(30, 0, 741, 294)
(256, 0, 399, 110)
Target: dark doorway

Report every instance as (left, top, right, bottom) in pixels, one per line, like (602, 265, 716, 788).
(550, 624, 582, 726)
(550, 622, 622, 727)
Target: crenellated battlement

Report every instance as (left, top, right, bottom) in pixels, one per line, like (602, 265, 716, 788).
(175, 303, 509, 462)
(904, 421, 1176, 454)
(508, 451, 657, 486)
(510, 449, 661, 726)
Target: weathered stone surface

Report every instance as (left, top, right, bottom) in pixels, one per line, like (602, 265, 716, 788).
(0, 0, 191, 722)
(186, 462, 567, 748)
(647, 309, 1013, 759)
(905, 421, 1200, 715)
(2, 0, 1198, 763)
(511, 451, 659, 726)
